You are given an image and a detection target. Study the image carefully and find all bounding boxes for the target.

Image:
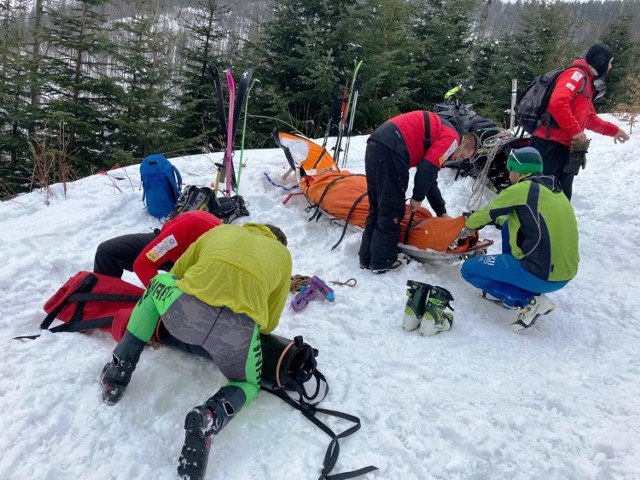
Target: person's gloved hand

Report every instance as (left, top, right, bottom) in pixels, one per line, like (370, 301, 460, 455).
(409, 198, 422, 212)
(564, 138, 591, 175)
(457, 226, 476, 240)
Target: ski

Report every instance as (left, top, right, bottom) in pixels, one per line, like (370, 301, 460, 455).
(333, 59, 364, 165)
(224, 69, 236, 198)
(207, 64, 227, 133)
(231, 68, 254, 145)
(323, 83, 340, 149)
(207, 64, 229, 197)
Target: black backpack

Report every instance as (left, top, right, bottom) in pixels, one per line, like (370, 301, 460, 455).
(166, 185, 250, 224)
(514, 66, 588, 135)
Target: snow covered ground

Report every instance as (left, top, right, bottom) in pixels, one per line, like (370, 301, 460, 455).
(1, 115, 639, 480)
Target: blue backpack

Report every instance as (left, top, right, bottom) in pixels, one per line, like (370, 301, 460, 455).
(140, 154, 182, 219)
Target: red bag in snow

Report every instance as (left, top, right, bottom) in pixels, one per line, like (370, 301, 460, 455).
(14, 271, 143, 341)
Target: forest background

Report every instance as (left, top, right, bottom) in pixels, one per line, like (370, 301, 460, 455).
(1, 0, 639, 197)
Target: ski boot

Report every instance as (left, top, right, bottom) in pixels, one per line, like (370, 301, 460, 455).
(419, 285, 455, 337)
(178, 387, 245, 480)
(290, 276, 335, 311)
(402, 280, 432, 331)
(511, 294, 555, 333)
(100, 331, 145, 405)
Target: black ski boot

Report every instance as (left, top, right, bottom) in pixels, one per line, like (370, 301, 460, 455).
(177, 386, 246, 480)
(100, 331, 146, 405)
(402, 280, 432, 331)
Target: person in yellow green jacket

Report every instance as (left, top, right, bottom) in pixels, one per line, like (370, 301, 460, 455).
(460, 147, 579, 333)
(99, 223, 292, 480)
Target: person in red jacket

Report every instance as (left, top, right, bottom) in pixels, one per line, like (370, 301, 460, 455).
(358, 110, 479, 273)
(530, 43, 629, 200)
(93, 210, 222, 286)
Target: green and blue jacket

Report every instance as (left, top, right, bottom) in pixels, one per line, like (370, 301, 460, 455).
(465, 174, 579, 282)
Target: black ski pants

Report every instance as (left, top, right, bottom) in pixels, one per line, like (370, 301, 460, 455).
(93, 232, 158, 278)
(358, 140, 409, 270)
(530, 137, 573, 200)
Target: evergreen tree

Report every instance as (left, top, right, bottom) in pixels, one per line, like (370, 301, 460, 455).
(41, 0, 120, 173)
(353, 0, 417, 129)
(0, 0, 36, 193)
(600, 10, 640, 112)
(110, 0, 179, 160)
(410, 0, 479, 110)
(247, 0, 362, 138)
(172, 0, 229, 153)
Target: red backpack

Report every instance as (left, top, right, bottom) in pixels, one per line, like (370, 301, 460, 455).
(15, 271, 144, 341)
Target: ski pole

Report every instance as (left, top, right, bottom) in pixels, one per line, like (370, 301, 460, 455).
(342, 74, 362, 168)
(236, 78, 259, 195)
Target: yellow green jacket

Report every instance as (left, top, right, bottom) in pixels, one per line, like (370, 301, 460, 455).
(171, 223, 292, 334)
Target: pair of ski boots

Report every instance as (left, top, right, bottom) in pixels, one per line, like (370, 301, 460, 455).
(402, 280, 454, 336)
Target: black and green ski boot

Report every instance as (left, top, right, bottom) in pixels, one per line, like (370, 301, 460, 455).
(402, 280, 432, 331)
(419, 285, 455, 337)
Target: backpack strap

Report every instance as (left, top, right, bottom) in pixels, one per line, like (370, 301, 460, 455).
(544, 66, 590, 137)
(171, 165, 183, 199)
(14, 274, 142, 341)
(262, 385, 378, 480)
(423, 111, 432, 151)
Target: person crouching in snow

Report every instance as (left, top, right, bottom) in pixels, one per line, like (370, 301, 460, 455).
(358, 110, 479, 274)
(99, 223, 292, 480)
(459, 147, 579, 333)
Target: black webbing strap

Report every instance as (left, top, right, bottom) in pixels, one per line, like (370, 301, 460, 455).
(422, 110, 432, 152)
(263, 387, 378, 480)
(306, 174, 365, 222)
(403, 210, 415, 245)
(331, 192, 368, 250)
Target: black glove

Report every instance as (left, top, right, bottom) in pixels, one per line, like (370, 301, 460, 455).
(564, 151, 587, 175)
(564, 139, 590, 175)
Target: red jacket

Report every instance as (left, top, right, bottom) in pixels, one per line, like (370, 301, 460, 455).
(390, 111, 460, 168)
(534, 59, 619, 147)
(133, 210, 222, 286)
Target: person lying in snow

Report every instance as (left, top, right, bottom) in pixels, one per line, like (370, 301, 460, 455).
(99, 223, 292, 480)
(93, 210, 222, 286)
(459, 147, 579, 333)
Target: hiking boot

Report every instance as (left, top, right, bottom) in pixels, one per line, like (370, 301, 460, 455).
(419, 285, 455, 337)
(178, 406, 215, 480)
(99, 331, 145, 406)
(402, 280, 431, 331)
(371, 258, 406, 274)
(481, 291, 517, 310)
(511, 294, 556, 333)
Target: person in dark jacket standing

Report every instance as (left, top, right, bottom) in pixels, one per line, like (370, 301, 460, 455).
(358, 110, 479, 273)
(460, 147, 579, 333)
(530, 43, 629, 200)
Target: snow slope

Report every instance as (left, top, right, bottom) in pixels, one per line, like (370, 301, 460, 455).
(0, 116, 638, 480)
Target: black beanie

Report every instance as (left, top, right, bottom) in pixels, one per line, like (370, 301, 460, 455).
(585, 43, 613, 78)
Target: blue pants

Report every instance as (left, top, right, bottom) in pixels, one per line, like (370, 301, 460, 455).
(460, 223, 568, 308)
